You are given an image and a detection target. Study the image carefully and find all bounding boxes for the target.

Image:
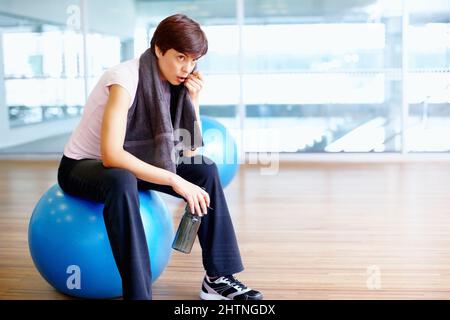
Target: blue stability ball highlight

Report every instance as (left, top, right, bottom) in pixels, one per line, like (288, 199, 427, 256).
(200, 116, 239, 188)
(28, 184, 173, 299)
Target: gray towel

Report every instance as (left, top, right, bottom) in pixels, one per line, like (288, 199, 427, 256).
(123, 48, 203, 173)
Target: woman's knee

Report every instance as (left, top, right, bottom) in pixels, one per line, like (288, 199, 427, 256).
(191, 155, 220, 180)
(106, 169, 138, 194)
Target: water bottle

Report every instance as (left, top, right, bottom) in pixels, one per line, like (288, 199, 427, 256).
(172, 204, 202, 254)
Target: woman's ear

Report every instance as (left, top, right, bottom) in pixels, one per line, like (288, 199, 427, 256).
(155, 45, 162, 59)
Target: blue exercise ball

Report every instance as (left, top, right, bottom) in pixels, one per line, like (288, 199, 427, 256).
(28, 184, 173, 299)
(200, 116, 239, 188)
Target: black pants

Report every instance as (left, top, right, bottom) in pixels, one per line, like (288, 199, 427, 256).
(57, 154, 244, 300)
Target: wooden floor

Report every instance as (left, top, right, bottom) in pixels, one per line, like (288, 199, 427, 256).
(1, 160, 450, 299)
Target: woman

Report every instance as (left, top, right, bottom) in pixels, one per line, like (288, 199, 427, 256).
(57, 14, 262, 300)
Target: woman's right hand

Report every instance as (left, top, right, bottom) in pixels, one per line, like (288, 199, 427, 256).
(170, 175, 210, 216)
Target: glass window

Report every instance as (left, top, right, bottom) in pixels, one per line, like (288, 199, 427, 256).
(407, 0, 450, 152)
(0, 0, 448, 156)
(3, 19, 85, 128)
(243, 0, 405, 153)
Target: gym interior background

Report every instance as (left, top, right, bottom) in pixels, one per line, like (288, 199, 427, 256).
(1, 0, 450, 299)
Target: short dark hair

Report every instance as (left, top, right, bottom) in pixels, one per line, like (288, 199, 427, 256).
(150, 14, 208, 59)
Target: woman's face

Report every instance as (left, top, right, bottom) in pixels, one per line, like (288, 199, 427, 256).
(155, 46, 197, 85)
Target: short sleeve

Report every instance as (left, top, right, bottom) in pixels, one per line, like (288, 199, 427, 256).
(104, 67, 135, 100)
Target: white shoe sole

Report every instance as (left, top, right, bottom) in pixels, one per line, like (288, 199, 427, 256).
(199, 290, 231, 300)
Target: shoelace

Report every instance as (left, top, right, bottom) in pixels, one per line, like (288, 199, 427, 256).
(221, 276, 248, 291)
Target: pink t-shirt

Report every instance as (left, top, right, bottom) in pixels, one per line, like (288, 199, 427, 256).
(64, 58, 139, 160)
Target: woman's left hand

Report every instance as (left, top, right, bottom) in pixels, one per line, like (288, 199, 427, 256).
(184, 71, 204, 102)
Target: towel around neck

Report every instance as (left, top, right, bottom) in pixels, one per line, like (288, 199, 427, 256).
(123, 48, 204, 173)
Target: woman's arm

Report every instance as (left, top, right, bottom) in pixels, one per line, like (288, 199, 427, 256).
(183, 70, 203, 157)
(100, 85, 175, 186)
(100, 84, 209, 215)
(183, 96, 201, 157)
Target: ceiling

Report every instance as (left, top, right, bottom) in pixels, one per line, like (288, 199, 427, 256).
(0, 0, 448, 33)
(136, 0, 450, 25)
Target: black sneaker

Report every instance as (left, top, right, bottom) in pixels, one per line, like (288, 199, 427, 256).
(199, 275, 263, 300)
